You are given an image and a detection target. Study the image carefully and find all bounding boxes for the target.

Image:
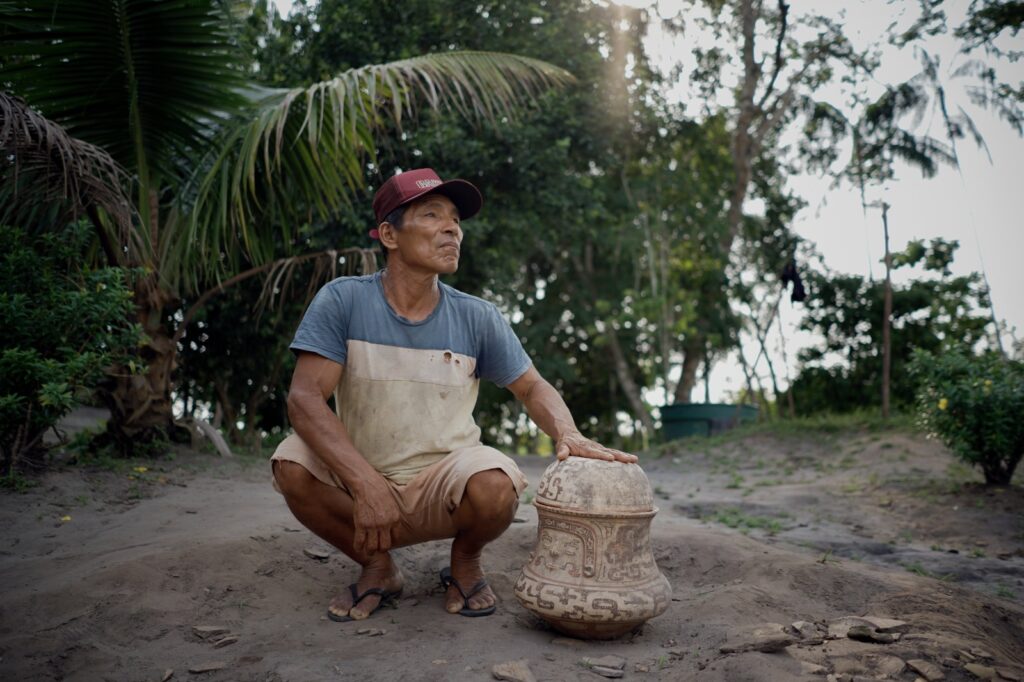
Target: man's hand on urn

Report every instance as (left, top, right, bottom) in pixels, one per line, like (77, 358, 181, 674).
(555, 430, 638, 464)
(350, 475, 402, 554)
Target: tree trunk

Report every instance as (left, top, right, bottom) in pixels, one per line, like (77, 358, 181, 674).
(881, 203, 892, 420)
(981, 448, 1021, 486)
(100, 280, 178, 455)
(603, 322, 657, 436)
(674, 336, 704, 404)
(677, 0, 797, 405)
(569, 247, 655, 436)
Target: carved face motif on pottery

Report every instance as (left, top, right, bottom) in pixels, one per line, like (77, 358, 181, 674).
(534, 529, 583, 579)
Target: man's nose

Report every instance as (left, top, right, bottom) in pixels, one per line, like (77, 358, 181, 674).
(444, 221, 462, 239)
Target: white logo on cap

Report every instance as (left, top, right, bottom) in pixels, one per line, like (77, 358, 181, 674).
(415, 179, 442, 189)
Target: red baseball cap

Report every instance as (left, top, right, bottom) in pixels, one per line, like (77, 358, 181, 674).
(372, 168, 483, 225)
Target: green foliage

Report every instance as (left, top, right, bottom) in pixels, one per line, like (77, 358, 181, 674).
(708, 508, 785, 536)
(2, 0, 572, 450)
(238, 0, 788, 444)
(909, 349, 1024, 485)
(232, 0, 681, 444)
(0, 224, 141, 476)
(787, 239, 992, 414)
(176, 274, 301, 445)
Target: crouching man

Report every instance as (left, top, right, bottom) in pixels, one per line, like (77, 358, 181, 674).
(271, 168, 635, 621)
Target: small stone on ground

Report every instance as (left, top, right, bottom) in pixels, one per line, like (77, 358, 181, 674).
(720, 623, 796, 654)
(964, 663, 998, 680)
(846, 625, 896, 643)
(582, 655, 626, 671)
(212, 635, 238, 648)
(161, 669, 173, 682)
(792, 620, 823, 639)
(907, 659, 945, 681)
(858, 616, 908, 632)
(550, 637, 583, 648)
(491, 659, 536, 682)
(589, 665, 624, 678)
(192, 625, 229, 639)
(302, 547, 329, 561)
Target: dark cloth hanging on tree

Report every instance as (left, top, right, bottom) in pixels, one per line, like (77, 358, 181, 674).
(781, 258, 806, 303)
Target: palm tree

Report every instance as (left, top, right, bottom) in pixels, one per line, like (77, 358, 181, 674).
(0, 0, 573, 452)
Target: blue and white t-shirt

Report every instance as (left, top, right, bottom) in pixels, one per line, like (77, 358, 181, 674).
(290, 271, 531, 483)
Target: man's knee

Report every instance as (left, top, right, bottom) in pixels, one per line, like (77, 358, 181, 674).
(464, 469, 518, 523)
(273, 460, 316, 498)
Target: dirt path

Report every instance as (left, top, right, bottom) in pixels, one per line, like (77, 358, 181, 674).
(1, 428, 1022, 681)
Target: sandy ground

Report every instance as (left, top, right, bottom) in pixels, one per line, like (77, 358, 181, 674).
(1, 425, 1022, 681)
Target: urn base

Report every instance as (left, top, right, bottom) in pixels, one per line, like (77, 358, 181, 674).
(544, 617, 646, 641)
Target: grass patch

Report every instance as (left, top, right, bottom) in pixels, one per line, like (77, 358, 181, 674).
(901, 561, 956, 581)
(0, 471, 38, 492)
(651, 410, 917, 459)
(709, 507, 785, 535)
(995, 585, 1016, 599)
(725, 473, 745, 489)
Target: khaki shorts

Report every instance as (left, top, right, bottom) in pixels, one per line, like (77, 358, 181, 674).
(270, 433, 529, 543)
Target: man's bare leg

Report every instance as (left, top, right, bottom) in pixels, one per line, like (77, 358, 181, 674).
(272, 460, 406, 620)
(446, 469, 518, 613)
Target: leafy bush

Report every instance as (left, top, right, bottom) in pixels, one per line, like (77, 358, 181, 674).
(910, 349, 1024, 485)
(0, 224, 141, 479)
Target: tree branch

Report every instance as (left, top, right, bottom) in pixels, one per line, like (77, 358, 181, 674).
(757, 1, 790, 111)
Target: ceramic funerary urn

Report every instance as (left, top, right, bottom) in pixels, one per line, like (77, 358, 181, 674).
(513, 456, 672, 639)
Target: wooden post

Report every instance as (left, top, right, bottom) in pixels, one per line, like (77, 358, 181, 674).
(881, 202, 892, 420)
(703, 348, 712, 404)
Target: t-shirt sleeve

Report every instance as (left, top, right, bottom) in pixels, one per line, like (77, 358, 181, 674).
(290, 282, 349, 365)
(477, 303, 532, 387)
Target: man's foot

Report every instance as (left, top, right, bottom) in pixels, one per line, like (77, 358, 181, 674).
(442, 556, 497, 616)
(327, 556, 404, 621)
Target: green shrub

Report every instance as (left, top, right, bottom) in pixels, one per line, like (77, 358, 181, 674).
(0, 224, 141, 479)
(910, 349, 1024, 485)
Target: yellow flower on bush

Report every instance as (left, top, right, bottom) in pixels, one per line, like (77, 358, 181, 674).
(937, 398, 949, 411)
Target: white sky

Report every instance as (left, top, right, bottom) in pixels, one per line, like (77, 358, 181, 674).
(272, 0, 1022, 408)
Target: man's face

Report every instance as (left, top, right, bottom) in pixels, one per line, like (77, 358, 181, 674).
(384, 193, 463, 275)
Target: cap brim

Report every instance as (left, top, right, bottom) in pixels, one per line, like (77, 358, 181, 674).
(402, 178, 483, 221)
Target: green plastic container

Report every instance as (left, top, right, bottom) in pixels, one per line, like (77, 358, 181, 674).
(660, 403, 759, 440)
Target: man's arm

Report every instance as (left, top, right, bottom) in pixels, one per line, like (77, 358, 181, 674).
(506, 366, 638, 463)
(286, 351, 401, 554)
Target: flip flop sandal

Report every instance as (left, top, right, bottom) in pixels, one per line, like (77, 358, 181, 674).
(327, 583, 402, 622)
(439, 565, 497, 617)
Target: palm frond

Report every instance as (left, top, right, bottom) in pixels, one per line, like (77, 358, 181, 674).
(0, 91, 134, 235)
(954, 105, 993, 162)
(173, 246, 378, 346)
(178, 51, 574, 288)
(1, 0, 248, 186)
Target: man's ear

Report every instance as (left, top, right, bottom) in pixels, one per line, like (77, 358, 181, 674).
(378, 221, 399, 251)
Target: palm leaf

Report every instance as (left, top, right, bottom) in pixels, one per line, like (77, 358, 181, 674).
(1, 0, 248, 189)
(0, 91, 134, 236)
(178, 51, 574, 289)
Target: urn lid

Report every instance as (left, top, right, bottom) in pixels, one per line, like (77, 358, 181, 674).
(534, 457, 655, 514)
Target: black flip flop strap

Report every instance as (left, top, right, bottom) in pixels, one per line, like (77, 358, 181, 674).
(349, 584, 390, 607)
(461, 579, 489, 601)
(442, 573, 488, 602)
